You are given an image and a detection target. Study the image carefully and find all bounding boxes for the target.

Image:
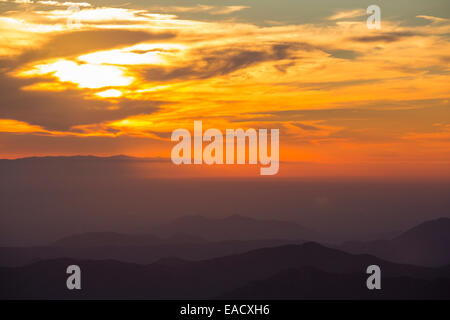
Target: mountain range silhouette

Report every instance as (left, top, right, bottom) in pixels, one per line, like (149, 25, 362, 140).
(341, 218, 450, 266)
(1, 215, 450, 299)
(0, 215, 310, 267)
(1, 242, 449, 299)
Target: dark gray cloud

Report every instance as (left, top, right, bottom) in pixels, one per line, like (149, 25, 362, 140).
(139, 42, 312, 81)
(0, 74, 164, 131)
(248, 98, 448, 121)
(273, 61, 296, 73)
(285, 79, 381, 91)
(389, 64, 450, 76)
(228, 100, 450, 142)
(326, 49, 360, 60)
(292, 122, 321, 131)
(2, 30, 175, 71)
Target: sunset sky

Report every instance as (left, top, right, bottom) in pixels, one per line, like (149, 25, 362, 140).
(0, 0, 449, 177)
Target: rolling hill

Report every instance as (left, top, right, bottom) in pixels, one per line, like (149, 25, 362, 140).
(341, 218, 450, 266)
(1, 242, 449, 299)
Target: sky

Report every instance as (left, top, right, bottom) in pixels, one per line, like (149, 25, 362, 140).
(0, 0, 449, 177)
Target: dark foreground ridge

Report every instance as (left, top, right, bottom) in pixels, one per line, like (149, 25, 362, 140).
(1, 242, 449, 299)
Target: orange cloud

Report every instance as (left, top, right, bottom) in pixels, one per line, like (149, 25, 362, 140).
(0, 2, 449, 174)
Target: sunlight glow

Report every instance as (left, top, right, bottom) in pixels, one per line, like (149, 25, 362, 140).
(30, 60, 134, 89)
(95, 89, 123, 98)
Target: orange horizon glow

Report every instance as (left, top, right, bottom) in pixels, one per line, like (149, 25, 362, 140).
(0, 2, 449, 177)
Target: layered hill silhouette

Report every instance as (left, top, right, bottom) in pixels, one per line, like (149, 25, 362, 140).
(0, 215, 310, 267)
(52, 214, 316, 244)
(151, 214, 319, 241)
(2, 216, 450, 269)
(341, 218, 450, 266)
(0, 238, 303, 267)
(53, 232, 165, 247)
(1, 243, 449, 299)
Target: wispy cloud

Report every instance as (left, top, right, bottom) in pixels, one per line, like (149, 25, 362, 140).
(416, 15, 449, 23)
(37, 1, 92, 7)
(327, 9, 365, 21)
(210, 6, 249, 15)
(0, 2, 449, 165)
(149, 4, 249, 15)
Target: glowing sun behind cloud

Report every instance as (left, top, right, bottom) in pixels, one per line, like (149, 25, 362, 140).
(0, 0, 448, 177)
(24, 60, 134, 89)
(95, 89, 123, 98)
